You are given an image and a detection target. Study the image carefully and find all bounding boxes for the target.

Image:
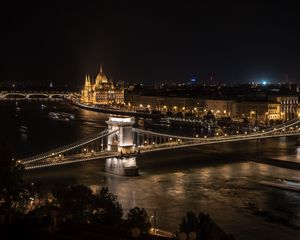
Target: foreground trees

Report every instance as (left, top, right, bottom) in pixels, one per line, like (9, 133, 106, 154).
(0, 143, 25, 209)
(52, 185, 123, 225)
(124, 207, 151, 234)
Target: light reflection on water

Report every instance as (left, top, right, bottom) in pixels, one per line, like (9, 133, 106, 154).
(1, 101, 300, 240)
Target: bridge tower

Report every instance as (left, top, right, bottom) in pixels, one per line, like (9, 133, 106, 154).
(105, 116, 138, 176)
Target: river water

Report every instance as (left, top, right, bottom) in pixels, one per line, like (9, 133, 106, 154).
(0, 100, 300, 240)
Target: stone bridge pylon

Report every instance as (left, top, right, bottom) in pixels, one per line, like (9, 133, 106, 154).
(105, 116, 139, 176)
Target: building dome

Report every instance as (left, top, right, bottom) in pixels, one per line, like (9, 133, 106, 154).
(95, 65, 108, 85)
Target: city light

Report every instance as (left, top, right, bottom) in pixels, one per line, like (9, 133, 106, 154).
(3, 6, 299, 239)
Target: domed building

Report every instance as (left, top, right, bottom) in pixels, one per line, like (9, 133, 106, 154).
(81, 65, 124, 105)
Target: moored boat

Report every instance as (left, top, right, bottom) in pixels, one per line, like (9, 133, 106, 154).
(19, 125, 28, 133)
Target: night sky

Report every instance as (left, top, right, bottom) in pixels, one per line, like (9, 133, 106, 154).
(1, 1, 300, 87)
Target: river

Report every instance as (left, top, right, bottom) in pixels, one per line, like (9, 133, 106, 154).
(0, 100, 300, 240)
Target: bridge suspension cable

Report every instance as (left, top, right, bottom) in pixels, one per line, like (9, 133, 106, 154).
(132, 128, 201, 140)
(21, 129, 119, 164)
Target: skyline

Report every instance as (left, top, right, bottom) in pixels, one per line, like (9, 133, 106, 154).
(1, 1, 300, 86)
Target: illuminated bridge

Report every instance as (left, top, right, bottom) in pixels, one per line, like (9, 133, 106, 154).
(0, 91, 71, 100)
(20, 117, 300, 174)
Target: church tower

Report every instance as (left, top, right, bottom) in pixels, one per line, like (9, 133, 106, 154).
(81, 75, 92, 103)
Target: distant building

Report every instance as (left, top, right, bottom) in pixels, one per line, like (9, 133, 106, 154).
(269, 95, 298, 121)
(81, 66, 124, 105)
(235, 101, 273, 123)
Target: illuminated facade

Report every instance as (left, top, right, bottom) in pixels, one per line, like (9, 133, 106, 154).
(81, 66, 124, 105)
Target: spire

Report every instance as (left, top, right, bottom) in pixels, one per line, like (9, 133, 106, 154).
(100, 64, 103, 73)
(85, 75, 88, 85)
(85, 74, 91, 86)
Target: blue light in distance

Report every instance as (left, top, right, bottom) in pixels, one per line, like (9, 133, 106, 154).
(262, 80, 267, 85)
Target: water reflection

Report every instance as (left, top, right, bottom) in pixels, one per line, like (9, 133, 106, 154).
(2, 101, 300, 240)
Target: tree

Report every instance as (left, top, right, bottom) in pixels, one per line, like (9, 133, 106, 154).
(125, 207, 151, 234)
(91, 187, 123, 225)
(52, 185, 123, 225)
(0, 143, 25, 209)
(52, 184, 93, 223)
(203, 110, 215, 123)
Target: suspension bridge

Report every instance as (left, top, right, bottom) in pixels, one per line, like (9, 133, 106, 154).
(20, 116, 300, 175)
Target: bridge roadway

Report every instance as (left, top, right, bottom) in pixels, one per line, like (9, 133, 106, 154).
(22, 118, 300, 170)
(25, 151, 119, 170)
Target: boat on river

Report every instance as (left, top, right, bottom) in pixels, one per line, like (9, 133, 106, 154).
(48, 112, 75, 121)
(19, 125, 28, 134)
